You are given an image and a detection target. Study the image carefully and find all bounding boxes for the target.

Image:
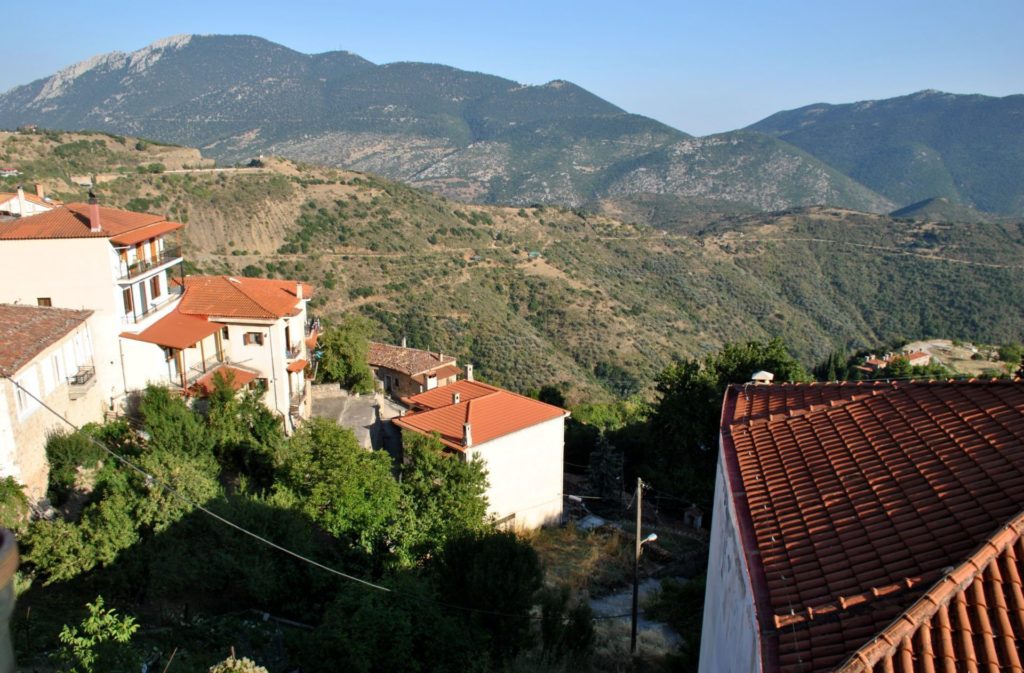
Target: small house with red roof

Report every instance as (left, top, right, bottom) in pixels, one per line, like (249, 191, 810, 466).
(0, 304, 103, 501)
(700, 379, 1024, 673)
(368, 340, 461, 400)
(393, 378, 569, 530)
(0, 185, 58, 218)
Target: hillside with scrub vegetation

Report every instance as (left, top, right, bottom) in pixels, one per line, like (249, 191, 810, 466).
(5, 129, 1024, 404)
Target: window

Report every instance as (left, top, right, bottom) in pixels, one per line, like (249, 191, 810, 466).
(242, 332, 264, 346)
(37, 297, 52, 307)
(14, 368, 40, 420)
(122, 287, 134, 315)
(52, 353, 65, 386)
(221, 326, 230, 340)
(150, 274, 162, 299)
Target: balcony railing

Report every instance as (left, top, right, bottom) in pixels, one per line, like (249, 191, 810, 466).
(68, 366, 96, 399)
(118, 245, 183, 280)
(285, 345, 303, 359)
(122, 285, 183, 325)
(305, 317, 321, 336)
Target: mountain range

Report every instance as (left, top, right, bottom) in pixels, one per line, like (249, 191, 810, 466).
(1, 35, 1021, 216)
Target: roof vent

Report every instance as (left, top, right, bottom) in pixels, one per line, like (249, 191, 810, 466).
(751, 370, 775, 385)
(227, 277, 241, 284)
(452, 392, 461, 405)
(465, 364, 474, 381)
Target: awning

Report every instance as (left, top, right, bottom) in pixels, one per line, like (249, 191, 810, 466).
(287, 359, 308, 373)
(120, 310, 220, 350)
(191, 365, 259, 396)
(110, 220, 184, 246)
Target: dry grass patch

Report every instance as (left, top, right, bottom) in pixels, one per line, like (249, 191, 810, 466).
(527, 523, 634, 595)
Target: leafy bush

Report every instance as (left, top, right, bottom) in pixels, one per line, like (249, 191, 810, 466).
(56, 596, 139, 673)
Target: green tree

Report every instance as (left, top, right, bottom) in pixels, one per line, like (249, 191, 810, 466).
(56, 596, 139, 673)
(279, 419, 401, 554)
(317, 317, 374, 393)
(539, 586, 595, 662)
(434, 530, 543, 661)
(398, 431, 489, 560)
(138, 385, 213, 457)
(998, 342, 1024, 364)
(587, 433, 623, 501)
(0, 477, 29, 532)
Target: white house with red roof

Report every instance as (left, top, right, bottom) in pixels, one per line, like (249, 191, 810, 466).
(393, 378, 568, 530)
(0, 185, 58, 218)
(0, 198, 316, 433)
(0, 304, 103, 501)
(0, 197, 187, 406)
(120, 275, 317, 432)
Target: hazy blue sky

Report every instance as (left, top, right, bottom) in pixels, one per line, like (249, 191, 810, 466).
(3, 0, 1021, 135)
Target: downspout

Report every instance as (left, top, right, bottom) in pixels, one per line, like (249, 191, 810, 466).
(117, 337, 129, 410)
(268, 326, 286, 432)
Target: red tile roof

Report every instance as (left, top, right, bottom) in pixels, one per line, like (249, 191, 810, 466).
(404, 379, 498, 411)
(0, 203, 176, 240)
(179, 276, 312, 320)
(720, 380, 1024, 673)
(108, 219, 183, 245)
(368, 341, 456, 376)
(0, 304, 93, 376)
(394, 380, 568, 451)
(0, 191, 56, 208)
(191, 364, 258, 397)
(120, 308, 221, 350)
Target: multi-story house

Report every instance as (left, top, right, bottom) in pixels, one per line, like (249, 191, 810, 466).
(0, 197, 186, 407)
(0, 185, 57, 218)
(121, 275, 316, 433)
(393, 377, 568, 530)
(0, 198, 315, 435)
(0, 304, 104, 501)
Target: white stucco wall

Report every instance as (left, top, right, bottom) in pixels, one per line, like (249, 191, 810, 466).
(468, 415, 565, 530)
(0, 321, 107, 501)
(697, 448, 762, 673)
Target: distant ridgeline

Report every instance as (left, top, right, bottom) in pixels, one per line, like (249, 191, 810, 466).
(2, 35, 1020, 215)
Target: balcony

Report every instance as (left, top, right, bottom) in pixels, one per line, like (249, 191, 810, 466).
(285, 344, 303, 360)
(68, 366, 96, 399)
(117, 245, 183, 281)
(122, 285, 182, 325)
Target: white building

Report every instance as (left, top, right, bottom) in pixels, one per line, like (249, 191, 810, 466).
(0, 304, 105, 501)
(0, 186, 57, 218)
(0, 198, 187, 407)
(0, 200, 316, 436)
(393, 378, 568, 530)
(121, 275, 316, 433)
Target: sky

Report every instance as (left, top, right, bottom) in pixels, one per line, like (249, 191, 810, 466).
(3, 0, 1021, 136)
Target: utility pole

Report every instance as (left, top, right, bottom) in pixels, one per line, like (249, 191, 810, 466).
(626, 475, 659, 655)
(631, 476, 643, 654)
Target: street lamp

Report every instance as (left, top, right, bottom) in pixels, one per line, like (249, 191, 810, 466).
(631, 476, 657, 654)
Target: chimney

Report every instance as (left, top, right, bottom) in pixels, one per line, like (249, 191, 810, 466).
(465, 364, 474, 381)
(34, 183, 44, 199)
(463, 422, 472, 448)
(401, 336, 407, 348)
(16, 186, 25, 216)
(452, 392, 461, 405)
(296, 282, 303, 300)
(88, 191, 102, 233)
(750, 370, 775, 385)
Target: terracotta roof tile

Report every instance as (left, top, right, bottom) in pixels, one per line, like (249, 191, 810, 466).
(394, 381, 568, 450)
(0, 303, 93, 376)
(0, 203, 173, 240)
(120, 308, 221, 350)
(720, 380, 1024, 673)
(179, 276, 312, 320)
(191, 364, 258, 397)
(368, 341, 456, 376)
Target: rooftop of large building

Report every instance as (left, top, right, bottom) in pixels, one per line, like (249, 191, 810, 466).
(368, 341, 456, 377)
(179, 275, 312, 320)
(0, 202, 181, 241)
(720, 380, 1024, 673)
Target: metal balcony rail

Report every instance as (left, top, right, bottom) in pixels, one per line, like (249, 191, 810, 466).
(118, 245, 183, 280)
